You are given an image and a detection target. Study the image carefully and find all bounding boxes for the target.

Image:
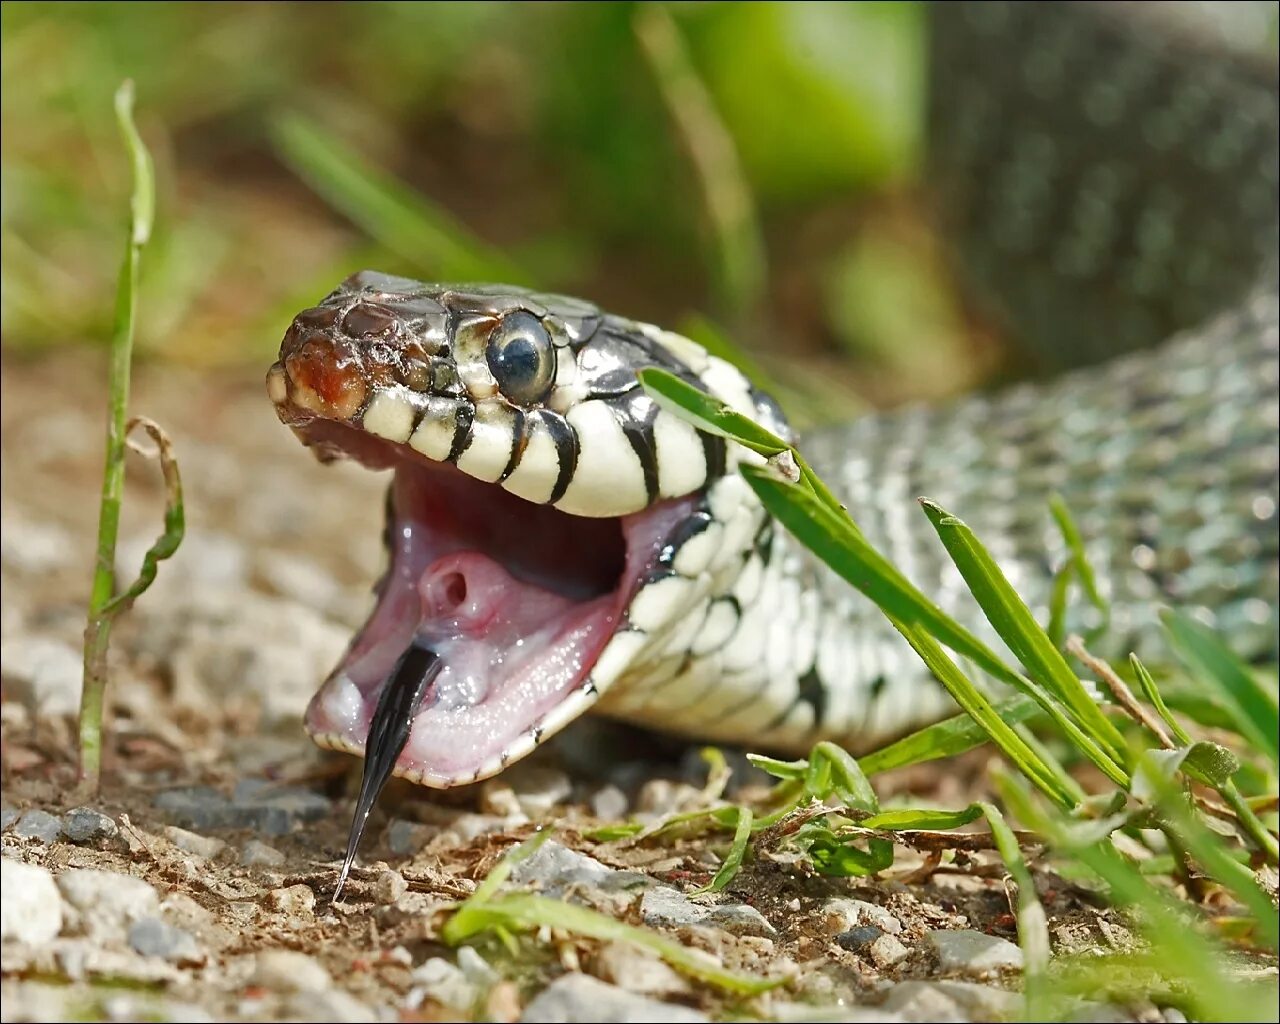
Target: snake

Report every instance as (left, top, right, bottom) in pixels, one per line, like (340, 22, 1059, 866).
(266, 3, 1279, 797)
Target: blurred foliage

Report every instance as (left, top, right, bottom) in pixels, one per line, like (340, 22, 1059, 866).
(0, 0, 980, 418)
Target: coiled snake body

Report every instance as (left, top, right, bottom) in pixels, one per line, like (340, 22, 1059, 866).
(268, 3, 1278, 788)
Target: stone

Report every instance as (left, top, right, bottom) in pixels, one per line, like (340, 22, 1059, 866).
(511, 840, 647, 896)
(634, 779, 705, 817)
(408, 957, 476, 1011)
(155, 781, 329, 836)
(266, 884, 316, 916)
(128, 917, 202, 963)
(868, 933, 910, 968)
(520, 973, 709, 1023)
(230, 780, 331, 835)
(373, 868, 408, 904)
(0, 636, 82, 716)
(163, 825, 226, 859)
(60, 807, 118, 844)
(456, 946, 498, 986)
(241, 839, 286, 866)
(822, 897, 903, 935)
(251, 949, 332, 993)
(506, 765, 573, 816)
(640, 886, 775, 937)
(590, 784, 629, 821)
(286, 989, 377, 1023)
(881, 979, 1021, 1021)
(928, 929, 1024, 976)
(57, 868, 159, 938)
(592, 942, 691, 997)
(449, 812, 528, 843)
(1, 805, 18, 830)
(386, 819, 434, 856)
(0, 859, 63, 945)
(836, 925, 883, 952)
(13, 809, 62, 844)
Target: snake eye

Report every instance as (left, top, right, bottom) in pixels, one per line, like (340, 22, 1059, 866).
(486, 311, 555, 404)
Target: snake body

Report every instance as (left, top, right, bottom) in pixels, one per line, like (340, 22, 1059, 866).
(268, 3, 1279, 786)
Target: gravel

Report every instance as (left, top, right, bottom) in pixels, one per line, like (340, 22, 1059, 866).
(520, 972, 709, 1023)
(154, 781, 330, 835)
(640, 885, 776, 937)
(56, 868, 160, 938)
(836, 925, 884, 952)
(128, 917, 203, 963)
(881, 979, 1021, 1021)
(266, 884, 317, 916)
(250, 949, 332, 993)
(386, 818, 434, 856)
(373, 868, 408, 904)
(0, 858, 64, 945)
(240, 839, 286, 866)
(163, 825, 227, 859)
(928, 929, 1024, 976)
(868, 933, 911, 968)
(13, 808, 63, 844)
(60, 807, 119, 844)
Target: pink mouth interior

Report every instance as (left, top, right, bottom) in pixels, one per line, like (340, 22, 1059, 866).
(302, 430, 688, 782)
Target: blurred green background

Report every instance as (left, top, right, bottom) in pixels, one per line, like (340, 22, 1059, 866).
(3, 1, 1000, 420)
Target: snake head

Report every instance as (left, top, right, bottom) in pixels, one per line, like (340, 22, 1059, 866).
(267, 272, 789, 787)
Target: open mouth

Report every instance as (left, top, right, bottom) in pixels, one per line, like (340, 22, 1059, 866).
(298, 421, 690, 787)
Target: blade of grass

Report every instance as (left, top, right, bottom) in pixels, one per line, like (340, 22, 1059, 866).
(634, 5, 765, 318)
(79, 81, 184, 795)
(1135, 756, 1280, 946)
(1130, 654, 1192, 746)
(693, 807, 753, 894)
(980, 800, 1049, 1008)
(919, 499, 1129, 764)
(1162, 609, 1279, 766)
(893, 619, 1077, 808)
(857, 695, 1043, 775)
(442, 832, 781, 996)
(861, 804, 983, 830)
(271, 111, 529, 285)
(998, 771, 1272, 1021)
(740, 462, 1123, 792)
(1049, 494, 1108, 621)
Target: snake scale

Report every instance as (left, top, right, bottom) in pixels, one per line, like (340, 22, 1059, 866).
(267, 2, 1279, 791)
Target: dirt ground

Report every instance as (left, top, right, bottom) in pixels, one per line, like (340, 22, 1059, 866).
(0, 353, 1229, 1022)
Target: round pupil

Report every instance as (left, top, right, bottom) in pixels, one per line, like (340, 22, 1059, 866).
(487, 312, 552, 403)
(499, 332, 540, 382)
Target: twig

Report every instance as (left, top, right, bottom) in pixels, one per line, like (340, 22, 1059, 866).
(1068, 635, 1176, 749)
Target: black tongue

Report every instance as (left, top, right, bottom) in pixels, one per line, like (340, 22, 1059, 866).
(332, 640, 441, 902)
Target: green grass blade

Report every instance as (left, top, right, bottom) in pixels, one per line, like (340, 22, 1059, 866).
(808, 741, 878, 811)
(739, 465, 1024, 689)
(634, 5, 765, 317)
(79, 80, 164, 794)
(271, 111, 529, 284)
(980, 800, 1049, 998)
(638, 367, 789, 457)
(694, 807, 753, 894)
(894, 620, 1077, 808)
(861, 805, 983, 830)
(1049, 494, 1108, 620)
(919, 499, 1129, 763)
(442, 833, 782, 996)
(1162, 609, 1279, 766)
(857, 695, 1043, 775)
(1129, 654, 1192, 746)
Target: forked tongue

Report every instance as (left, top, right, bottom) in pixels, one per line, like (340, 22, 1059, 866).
(332, 640, 441, 902)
